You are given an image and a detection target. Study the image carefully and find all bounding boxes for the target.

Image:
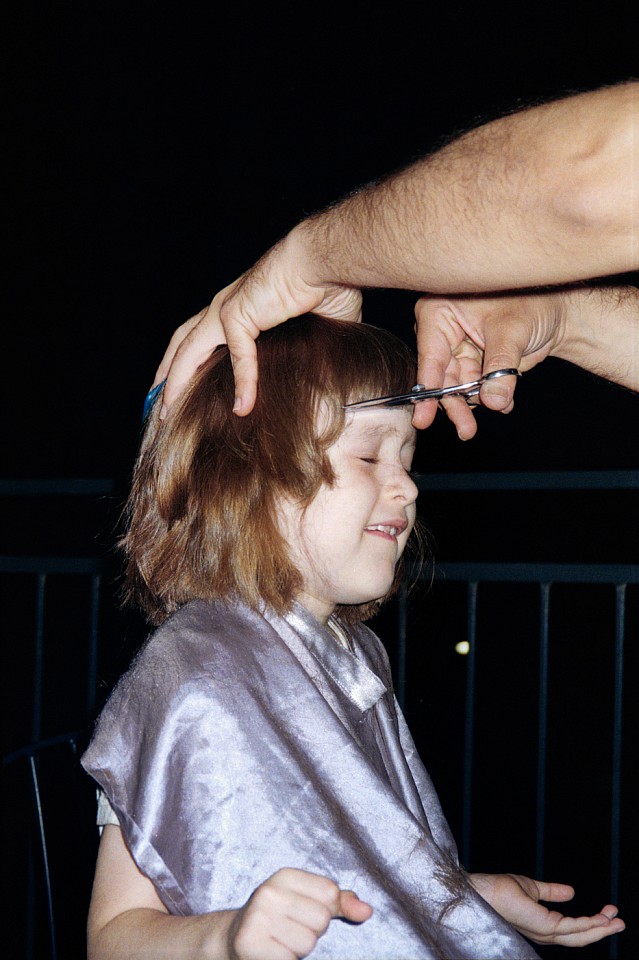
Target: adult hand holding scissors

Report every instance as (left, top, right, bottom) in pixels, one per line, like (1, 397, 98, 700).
(412, 286, 639, 437)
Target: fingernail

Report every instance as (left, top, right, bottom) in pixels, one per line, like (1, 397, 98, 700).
(233, 397, 242, 413)
(159, 403, 167, 421)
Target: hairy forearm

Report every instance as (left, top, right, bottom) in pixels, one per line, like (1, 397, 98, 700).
(89, 907, 236, 960)
(554, 285, 639, 390)
(294, 83, 638, 292)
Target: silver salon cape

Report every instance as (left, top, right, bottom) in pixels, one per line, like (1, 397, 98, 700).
(82, 600, 539, 959)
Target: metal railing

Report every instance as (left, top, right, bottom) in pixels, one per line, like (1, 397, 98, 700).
(393, 470, 638, 960)
(2, 473, 637, 959)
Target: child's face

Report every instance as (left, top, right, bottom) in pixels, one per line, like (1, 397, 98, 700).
(278, 407, 418, 624)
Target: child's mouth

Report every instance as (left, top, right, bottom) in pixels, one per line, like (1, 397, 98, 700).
(364, 520, 407, 540)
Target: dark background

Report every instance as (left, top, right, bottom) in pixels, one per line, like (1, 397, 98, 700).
(4, 1, 638, 957)
(6, 0, 639, 482)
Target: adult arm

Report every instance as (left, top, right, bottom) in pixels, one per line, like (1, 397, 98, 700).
(88, 825, 372, 960)
(469, 872, 625, 948)
(156, 82, 638, 414)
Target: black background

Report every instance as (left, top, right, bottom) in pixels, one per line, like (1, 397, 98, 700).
(4, 2, 638, 958)
(7, 0, 639, 483)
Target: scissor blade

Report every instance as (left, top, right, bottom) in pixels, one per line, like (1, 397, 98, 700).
(344, 388, 442, 409)
(344, 368, 520, 410)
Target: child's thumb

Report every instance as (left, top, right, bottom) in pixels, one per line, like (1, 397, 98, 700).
(337, 889, 374, 923)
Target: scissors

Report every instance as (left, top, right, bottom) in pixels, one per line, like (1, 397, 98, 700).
(344, 368, 521, 409)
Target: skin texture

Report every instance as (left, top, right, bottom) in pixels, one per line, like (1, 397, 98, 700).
(153, 83, 638, 434)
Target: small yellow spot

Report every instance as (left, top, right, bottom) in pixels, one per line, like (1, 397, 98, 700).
(455, 641, 470, 655)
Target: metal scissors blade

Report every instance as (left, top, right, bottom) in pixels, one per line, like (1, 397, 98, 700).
(344, 368, 521, 409)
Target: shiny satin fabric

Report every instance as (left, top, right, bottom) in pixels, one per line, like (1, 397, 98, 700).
(82, 600, 538, 959)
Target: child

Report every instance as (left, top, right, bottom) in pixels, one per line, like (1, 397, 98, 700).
(83, 316, 623, 959)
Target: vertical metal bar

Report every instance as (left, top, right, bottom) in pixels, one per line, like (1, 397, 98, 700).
(609, 584, 626, 960)
(32, 574, 47, 743)
(86, 575, 101, 718)
(26, 835, 35, 960)
(396, 581, 408, 711)
(30, 755, 57, 960)
(461, 581, 478, 867)
(535, 583, 550, 880)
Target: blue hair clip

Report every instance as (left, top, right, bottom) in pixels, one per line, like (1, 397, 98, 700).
(142, 380, 166, 422)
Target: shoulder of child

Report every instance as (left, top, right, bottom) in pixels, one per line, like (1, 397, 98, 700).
(99, 600, 281, 716)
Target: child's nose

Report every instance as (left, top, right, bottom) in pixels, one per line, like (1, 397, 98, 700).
(387, 466, 418, 504)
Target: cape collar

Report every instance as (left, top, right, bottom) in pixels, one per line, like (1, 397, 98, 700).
(263, 602, 387, 713)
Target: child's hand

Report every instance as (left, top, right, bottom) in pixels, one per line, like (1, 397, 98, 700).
(226, 867, 373, 960)
(469, 872, 625, 947)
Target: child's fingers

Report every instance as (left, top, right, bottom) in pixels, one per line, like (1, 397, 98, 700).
(550, 914, 625, 947)
(522, 910, 625, 947)
(271, 916, 328, 958)
(283, 872, 373, 924)
(534, 880, 575, 903)
(234, 871, 372, 960)
(337, 889, 374, 923)
(600, 904, 621, 920)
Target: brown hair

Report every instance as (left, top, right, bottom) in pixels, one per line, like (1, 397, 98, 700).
(122, 315, 421, 624)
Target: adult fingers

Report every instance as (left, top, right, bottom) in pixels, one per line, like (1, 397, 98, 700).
(414, 298, 467, 388)
(160, 307, 227, 413)
(152, 309, 208, 388)
(413, 297, 483, 432)
(436, 396, 480, 440)
(478, 316, 532, 411)
(225, 282, 363, 416)
(223, 311, 261, 417)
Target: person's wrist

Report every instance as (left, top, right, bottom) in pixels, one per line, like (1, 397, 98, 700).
(286, 219, 329, 288)
(197, 908, 238, 960)
(546, 289, 579, 364)
(547, 285, 639, 391)
(550, 287, 615, 367)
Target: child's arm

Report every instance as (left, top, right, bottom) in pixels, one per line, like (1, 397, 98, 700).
(88, 825, 372, 960)
(469, 872, 625, 948)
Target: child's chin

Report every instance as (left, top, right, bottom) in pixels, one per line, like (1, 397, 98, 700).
(349, 582, 395, 606)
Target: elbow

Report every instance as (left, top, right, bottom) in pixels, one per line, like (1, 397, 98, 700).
(547, 125, 639, 273)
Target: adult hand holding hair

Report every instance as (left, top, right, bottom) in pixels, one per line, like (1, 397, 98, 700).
(154, 264, 362, 418)
(154, 82, 638, 426)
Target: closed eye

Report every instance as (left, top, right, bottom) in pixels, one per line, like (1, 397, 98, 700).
(360, 457, 378, 464)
